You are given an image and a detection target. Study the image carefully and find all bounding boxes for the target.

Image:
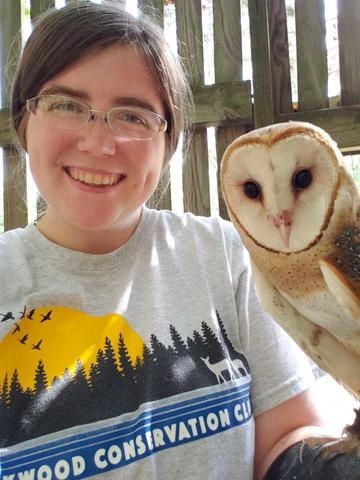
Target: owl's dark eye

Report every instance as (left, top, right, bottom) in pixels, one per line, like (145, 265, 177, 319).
(244, 181, 261, 199)
(293, 169, 312, 189)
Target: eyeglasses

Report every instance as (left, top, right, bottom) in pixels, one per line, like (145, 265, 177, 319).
(26, 95, 168, 140)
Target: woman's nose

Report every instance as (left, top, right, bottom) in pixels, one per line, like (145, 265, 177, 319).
(77, 115, 117, 156)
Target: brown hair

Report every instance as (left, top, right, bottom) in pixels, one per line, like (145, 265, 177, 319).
(11, 1, 192, 166)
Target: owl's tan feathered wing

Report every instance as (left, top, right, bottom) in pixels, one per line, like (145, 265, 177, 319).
(251, 260, 360, 397)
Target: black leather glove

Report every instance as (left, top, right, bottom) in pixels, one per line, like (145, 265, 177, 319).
(265, 440, 360, 480)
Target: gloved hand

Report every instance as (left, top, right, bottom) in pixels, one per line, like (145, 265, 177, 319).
(264, 440, 360, 480)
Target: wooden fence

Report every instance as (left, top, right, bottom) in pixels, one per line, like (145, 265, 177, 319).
(0, 0, 360, 232)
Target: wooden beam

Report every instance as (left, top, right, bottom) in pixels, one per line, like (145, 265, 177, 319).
(277, 105, 360, 149)
(192, 81, 252, 126)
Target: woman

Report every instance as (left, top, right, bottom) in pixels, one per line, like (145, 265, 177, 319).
(0, 2, 346, 479)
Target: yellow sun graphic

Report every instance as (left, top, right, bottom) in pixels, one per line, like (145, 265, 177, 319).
(0, 306, 144, 390)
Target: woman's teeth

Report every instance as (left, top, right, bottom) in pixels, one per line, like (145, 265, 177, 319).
(67, 167, 122, 186)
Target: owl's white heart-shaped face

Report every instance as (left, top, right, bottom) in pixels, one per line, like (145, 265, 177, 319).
(221, 124, 340, 253)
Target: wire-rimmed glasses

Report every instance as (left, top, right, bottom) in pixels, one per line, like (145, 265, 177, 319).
(26, 95, 168, 140)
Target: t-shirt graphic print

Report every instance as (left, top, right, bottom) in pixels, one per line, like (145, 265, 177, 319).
(0, 306, 252, 479)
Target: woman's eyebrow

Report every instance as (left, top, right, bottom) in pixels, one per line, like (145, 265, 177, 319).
(39, 85, 90, 100)
(112, 96, 159, 113)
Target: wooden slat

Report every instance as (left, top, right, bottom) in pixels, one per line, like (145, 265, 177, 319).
(295, 0, 328, 110)
(140, 0, 164, 23)
(213, 0, 249, 219)
(140, 0, 171, 211)
(213, 0, 242, 80)
(277, 105, 360, 150)
(248, 0, 274, 127)
(0, 0, 27, 231)
(267, 0, 292, 114)
(0, 108, 11, 147)
(30, 0, 55, 21)
(193, 81, 252, 126)
(337, 0, 360, 105)
(3, 148, 28, 231)
(175, 0, 210, 216)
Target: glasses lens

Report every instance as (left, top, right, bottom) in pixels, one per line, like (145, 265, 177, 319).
(36, 96, 89, 129)
(109, 106, 163, 139)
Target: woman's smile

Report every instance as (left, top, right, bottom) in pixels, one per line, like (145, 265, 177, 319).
(65, 166, 126, 188)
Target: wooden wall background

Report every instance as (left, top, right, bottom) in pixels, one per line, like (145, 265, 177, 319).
(0, 0, 359, 232)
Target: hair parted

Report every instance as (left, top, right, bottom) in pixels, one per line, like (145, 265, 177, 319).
(11, 0, 192, 165)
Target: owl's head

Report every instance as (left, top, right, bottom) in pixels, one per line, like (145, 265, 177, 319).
(221, 122, 342, 253)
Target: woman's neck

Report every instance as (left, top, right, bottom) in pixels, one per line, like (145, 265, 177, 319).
(35, 208, 142, 254)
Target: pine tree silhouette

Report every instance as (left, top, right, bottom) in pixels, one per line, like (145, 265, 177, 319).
(217, 312, 250, 374)
(33, 360, 48, 395)
(170, 325, 188, 356)
(0, 374, 9, 447)
(118, 333, 134, 380)
(6, 370, 30, 445)
(201, 322, 225, 360)
(72, 360, 91, 397)
(0, 373, 9, 406)
(187, 330, 207, 359)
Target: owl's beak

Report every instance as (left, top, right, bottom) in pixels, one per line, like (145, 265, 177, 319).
(267, 210, 293, 247)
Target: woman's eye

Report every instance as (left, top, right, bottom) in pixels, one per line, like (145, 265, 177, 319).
(54, 101, 78, 111)
(121, 113, 145, 125)
(293, 169, 312, 189)
(244, 181, 261, 199)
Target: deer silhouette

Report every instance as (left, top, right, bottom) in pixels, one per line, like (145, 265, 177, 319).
(231, 358, 248, 376)
(201, 356, 237, 383)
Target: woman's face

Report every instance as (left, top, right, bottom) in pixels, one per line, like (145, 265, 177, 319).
(25, 44, 166, 251)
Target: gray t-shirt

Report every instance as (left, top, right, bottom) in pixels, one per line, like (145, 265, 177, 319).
(0, 207, 314, 480)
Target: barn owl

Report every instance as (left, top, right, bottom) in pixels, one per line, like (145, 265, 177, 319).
(220, 121, 360, 454)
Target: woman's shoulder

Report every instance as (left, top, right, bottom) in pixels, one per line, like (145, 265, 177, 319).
(0, 225, 35, 261)
(146, 207, 238, 237)
(145, 207, 246, 257)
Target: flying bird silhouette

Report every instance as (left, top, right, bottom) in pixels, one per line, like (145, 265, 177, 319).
(27, 308, 36, 320)
(19, 306, 26, 320)
(12, 323, 20, 334)
(0, 312, 14, 322)
(18, 334, 29, 345)
(40, 310, 53, 323)
(31, 339, 43, 350)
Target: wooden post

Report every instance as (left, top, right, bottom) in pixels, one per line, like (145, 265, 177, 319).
(267, 0, 292, 114)
(337, 0, 360, 106)
(248, 0, 274, 127)
(0, 0, 27, 231)
(175, 0, 210, 216)
(213, 0, 250, 219)
(30, 0, 55, 21)
(140, 0, 172, 211)
(295, 0, 328, 111)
